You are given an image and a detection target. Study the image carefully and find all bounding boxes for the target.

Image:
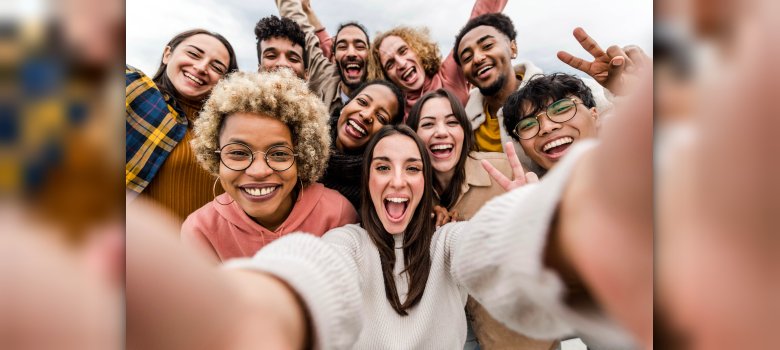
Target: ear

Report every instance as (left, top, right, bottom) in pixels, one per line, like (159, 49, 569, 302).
(162, 46, 173, 65)
(590, 106, 601, 128)
(509, 40, 518, 59)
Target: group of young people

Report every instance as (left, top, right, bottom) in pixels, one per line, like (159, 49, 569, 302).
(126, 0, 651, 348)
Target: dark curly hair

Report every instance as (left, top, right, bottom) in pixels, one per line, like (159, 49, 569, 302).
(254, 15, 309, 69)
(453, 13, 517, 66)
(503, 73, 596, 141)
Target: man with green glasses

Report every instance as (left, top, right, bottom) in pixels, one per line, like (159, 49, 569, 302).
(502, 73, 601, 171)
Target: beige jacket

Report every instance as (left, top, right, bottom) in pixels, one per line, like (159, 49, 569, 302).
(449, 152, 558, 350)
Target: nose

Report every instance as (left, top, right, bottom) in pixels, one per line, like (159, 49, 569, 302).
(433, 121, 447, 137)
(359, 108, 374, 124)
(473, 50, 486, 64)
(193, 60, 208, 74)
(389, 168, 405, 188)
(537, 115, 562, 136)
(244, 156, 274, 178)
(346, 45, 357, 57)
(274, 55, 293, 70)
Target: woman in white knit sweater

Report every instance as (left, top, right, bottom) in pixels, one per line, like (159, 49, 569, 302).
(220, 125, 637, 349)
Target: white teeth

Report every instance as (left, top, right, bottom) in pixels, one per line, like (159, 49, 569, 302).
(431, 144, 453, 151)
(183, 71, 204, 85)
(346, 64, 360, 69)
(243, 186, 277, 196)
(477, 65, 493, 76)
(402, 67, 414, 80)
(543, 137, 573, 152)
(386, 197, 409, 203)
(348, 120, 367, 135)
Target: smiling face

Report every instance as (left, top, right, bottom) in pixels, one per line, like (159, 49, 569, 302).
(162, 34, 230, 100)
(336, 84, 399, 152)
(258, 36, 306, 80)
(334, 25, 369, 90)
(369, 134, 425, 234)
(518, 97, 599, 170)
(457, 25, 517, 96)
(218, 112, 298, 230)
(414, 97, 464, 179)
(378, 35, 425, 92)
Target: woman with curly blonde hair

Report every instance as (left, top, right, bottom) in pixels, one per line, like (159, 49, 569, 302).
(368, 0, 506, 121)
(181, 70, 358, 263)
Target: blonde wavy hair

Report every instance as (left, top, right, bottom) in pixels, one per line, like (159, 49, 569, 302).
(369, 26, 442, 83)
(191, 70, 331, 185)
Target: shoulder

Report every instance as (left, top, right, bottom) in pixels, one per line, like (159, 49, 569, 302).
(468, 151, 512, 177)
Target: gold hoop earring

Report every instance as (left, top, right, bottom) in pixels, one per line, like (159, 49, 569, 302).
(213, 177, 234, 205)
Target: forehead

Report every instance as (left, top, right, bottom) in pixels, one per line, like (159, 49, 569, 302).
(260, 36, 303, 54)
(378, 35, 408, 59)
(178, 34, 230, 59)
(336, 26, 368, 43)
(374, 134, 421, 159)
(220, 112, 292, 144)
(420, 97, 453, 117)
(360, 84, 397, 109)
(459, 25, 508, 51)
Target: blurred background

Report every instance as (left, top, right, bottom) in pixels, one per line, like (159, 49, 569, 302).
(1, 0, 778, 348)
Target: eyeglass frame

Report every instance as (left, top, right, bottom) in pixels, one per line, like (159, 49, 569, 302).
(214, 142, 299, 172)
(511, 97, 585, 140)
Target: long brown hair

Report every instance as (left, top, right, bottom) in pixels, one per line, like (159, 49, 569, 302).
(405, 89, 476, 208)
(152, 29, 239, 102)
(360, 125, 435, 316)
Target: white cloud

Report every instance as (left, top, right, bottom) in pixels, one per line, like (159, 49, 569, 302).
(127, 0, 652, 78)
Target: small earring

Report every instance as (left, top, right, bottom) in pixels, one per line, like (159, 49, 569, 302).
(213, 176, 234, 205)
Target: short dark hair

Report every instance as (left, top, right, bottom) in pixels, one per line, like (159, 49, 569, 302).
(453, 13, 517, 66)
(349, 79, 405, 124)
(405, 89, 475, 208)
(503, 73, 597, 141)
(153, 29, 239, 100)
(360, 125, 435, 316)
(332, 22, 370, 54)
(254, 15, 308, 69)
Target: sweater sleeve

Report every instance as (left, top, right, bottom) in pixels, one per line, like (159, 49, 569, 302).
(223, 227, 365, 349)
(448, 141, 633, 346)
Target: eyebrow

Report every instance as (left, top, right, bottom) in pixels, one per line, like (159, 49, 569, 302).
(187, 44, 227, 70)
(225, 138, 290, 149)
(372, 156, 422, 163)
(459, 34, 495, 58)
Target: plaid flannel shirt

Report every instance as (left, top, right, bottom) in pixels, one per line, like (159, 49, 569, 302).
(125, 65, 187, 195)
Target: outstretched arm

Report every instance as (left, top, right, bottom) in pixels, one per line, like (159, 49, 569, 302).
(302, 0, 333, 59)
(557, 27, 650, 96)
(275, 0, 335, 80)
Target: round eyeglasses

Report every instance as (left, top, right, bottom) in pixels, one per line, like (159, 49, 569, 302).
(512, 98, 583, 140)
(215, 143, 298, 172)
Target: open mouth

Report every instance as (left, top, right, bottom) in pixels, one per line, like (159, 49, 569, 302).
(401, 66, 417, 84)
(343, 62, 363, 78)
(183, 71, 205, 85)
(429, 143, 454, 159)
(542, 137, 574, 157)
(475, 65, 494, 79)
(345, 119, 368, 139)
(240, 184, 280, 199)
(384, 196, 409, 222)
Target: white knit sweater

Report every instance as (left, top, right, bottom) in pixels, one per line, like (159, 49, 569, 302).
(226, 141, 636, 350)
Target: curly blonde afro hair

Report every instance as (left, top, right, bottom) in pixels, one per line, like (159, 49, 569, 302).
(369, 26, 442, 83)
(191, 70, 331, 185)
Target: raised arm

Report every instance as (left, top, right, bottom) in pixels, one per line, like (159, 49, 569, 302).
(275, 0, 335, 82)
(301, 0, 334, 59)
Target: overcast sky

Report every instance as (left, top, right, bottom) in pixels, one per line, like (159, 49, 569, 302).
(127, 0, 652, 77)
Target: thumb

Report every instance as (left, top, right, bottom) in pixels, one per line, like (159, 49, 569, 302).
(607, 56, 626, 92)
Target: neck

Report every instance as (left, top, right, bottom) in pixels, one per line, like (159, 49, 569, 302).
(434, 168, 455, 195)
(484, 73, 521, 115)
(340, 82, 353, 96)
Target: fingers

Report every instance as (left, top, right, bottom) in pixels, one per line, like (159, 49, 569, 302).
(504, 142, 526, 179)
(573, 27, 607, 60)
(557, 50, 591, 74)
(482, 159, 512, 191)
(624, 45, 649, 71)
(450, 210, 460, 222)
(525, 171, 539, 184)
